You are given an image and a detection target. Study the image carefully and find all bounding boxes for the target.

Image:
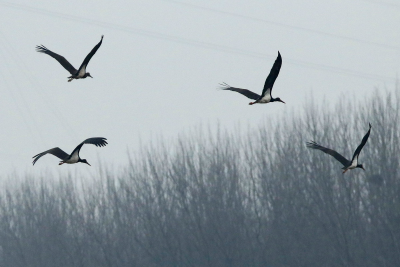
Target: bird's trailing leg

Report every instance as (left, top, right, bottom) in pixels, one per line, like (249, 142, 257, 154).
(59, 162, 64, 165)
(68, 77, 74, 82)
(249, 102, 255, 105)
(342, 169, 348, 174)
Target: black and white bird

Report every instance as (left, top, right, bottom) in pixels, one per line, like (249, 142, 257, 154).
(306, 123, 372, 173)
(220, 51, 285, 105)
(36, 35, 103, 82)
(32, 137, 108, 166)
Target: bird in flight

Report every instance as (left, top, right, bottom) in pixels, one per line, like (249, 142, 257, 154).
(36, 35, 103, 82)
(220, 51, 285, 105)
(306, 123, 372, 173)
(32, 137, 108, 166)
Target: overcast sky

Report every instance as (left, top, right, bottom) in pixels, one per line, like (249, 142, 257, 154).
(0, 0, 399, 177)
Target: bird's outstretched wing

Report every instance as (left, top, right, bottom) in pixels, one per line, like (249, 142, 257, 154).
(70, 137, 108, 158)
(306, 141, 350, 166)
(351, 123, 372, 162)
(32, 147, 69, 165)
(261, 51, 282, 97)
(36, 45, 77, 75)
(219, 82, 260, 100)
(77, 35, 104, 74)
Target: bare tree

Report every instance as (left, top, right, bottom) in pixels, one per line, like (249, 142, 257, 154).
(0, 86, 399, 266)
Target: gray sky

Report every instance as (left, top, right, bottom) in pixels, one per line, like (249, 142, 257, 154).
(0, 0, 399, 176)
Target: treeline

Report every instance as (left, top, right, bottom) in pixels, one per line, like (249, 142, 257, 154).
(0, 89, 399, 266)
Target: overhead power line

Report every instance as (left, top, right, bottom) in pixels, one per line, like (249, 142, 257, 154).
(0, 1, 396, 82)
(359, 0, 400, 9)
(0, 30, 80, 143)
(159, 0, 400, 52)
(0, 36, 44, 146)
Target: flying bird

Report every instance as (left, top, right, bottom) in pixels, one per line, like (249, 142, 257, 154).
(36, 35, 103, 82)
(32, 137, 108, 166)
(306, 123, 372, 173)
(220, 51, 285, 105)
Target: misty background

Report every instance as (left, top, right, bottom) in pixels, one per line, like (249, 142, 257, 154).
(0, 91, 399, 266)
(0, 0, 399, 175)
(0, 0, 400, 265)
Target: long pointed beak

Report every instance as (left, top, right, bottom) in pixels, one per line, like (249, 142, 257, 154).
(88, 74, 93, 78)
(86, 162, 91, 166)
(280, 100, 286, 104)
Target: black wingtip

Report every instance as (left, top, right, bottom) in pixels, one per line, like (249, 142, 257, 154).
(218, 82, 231, 90)
(35, 45, 46, 52)
(101, 35, 104, 39)
(32, 154, 39, 165)
(275, 51, 282, 64)
(97, 137, 108, 147)
(369, 122, 372, 128)
(306, 140, 318, 148)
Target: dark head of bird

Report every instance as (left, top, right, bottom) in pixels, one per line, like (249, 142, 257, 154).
(357, 164, 365, 171)
(80, 159, 91, 166)
(85, 73, 93, 78)
(272, 97, 285, 104)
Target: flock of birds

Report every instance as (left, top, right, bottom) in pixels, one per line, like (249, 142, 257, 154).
(32, 35, 371, 174)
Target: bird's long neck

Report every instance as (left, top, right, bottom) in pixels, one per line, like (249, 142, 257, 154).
(270, 97, 285, 104)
